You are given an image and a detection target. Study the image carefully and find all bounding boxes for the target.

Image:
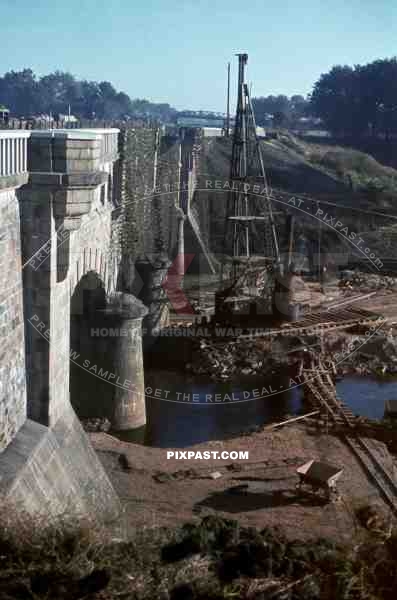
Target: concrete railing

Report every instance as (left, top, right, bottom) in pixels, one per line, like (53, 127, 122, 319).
(0, 128, 118, 177)
(0, 131, 31, 177)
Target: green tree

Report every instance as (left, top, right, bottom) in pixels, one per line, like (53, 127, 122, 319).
(358, 59, 397, 138)
(0, 67, 178, 121)
(310, 65, 361, 136)
(0, 69, 39, 116)
(38, 71, 79, 115)
(310, 58, 397, 138)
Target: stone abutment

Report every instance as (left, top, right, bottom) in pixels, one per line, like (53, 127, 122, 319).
(0, 125, 201, 520)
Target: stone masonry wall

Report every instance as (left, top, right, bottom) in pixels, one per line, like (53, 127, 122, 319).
(0, 127, 183, 446)
(50, 163, 115, 425)
(20, 165, 116, 427)
(153, 133, 181, 255)
(0, 130, 122, 521)
(115, 128, 181, 291)
(0, 186, 27, 451)
(117, 128, 158, 261)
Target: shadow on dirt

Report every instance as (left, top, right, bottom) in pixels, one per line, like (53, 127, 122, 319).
(194, 484, 328, 513)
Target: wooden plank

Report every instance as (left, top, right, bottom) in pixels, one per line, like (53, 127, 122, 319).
(264, 411, 320, 430)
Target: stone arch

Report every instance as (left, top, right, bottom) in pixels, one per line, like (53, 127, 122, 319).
(70, 272, 148, 431)
(70, 271, 113, 421)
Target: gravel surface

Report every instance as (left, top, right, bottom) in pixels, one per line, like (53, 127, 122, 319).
(91, 424, 392, 543)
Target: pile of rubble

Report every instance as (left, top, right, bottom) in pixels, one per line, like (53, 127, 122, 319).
(330, 333, 397, 377)
(187, 337, 280, 381)
(339, 270, 397, 291)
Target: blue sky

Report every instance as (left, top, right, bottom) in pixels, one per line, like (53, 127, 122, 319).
(1, 0, 396, 111)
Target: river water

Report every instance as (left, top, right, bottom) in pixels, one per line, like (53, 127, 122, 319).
(336, 376, 397, 420)
(140, 372, 397, 447)
(143, 369, 301, 447)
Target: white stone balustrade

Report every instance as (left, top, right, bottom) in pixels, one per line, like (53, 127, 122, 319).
(0, 131, 31, 177)
(0, 128, 119, 191)
(0, 130, 119, 177)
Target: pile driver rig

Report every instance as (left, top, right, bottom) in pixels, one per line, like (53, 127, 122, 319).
(217, 53, 283, 323)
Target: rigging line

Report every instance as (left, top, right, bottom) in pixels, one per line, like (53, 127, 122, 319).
(192, 169, 397, 220)
(246, 88, 279, 264)
(195, 180, 397, 221)
(271, 189, 397, 220)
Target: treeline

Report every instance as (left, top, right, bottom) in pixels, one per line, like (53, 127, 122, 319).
(0, 69, 177, 121)
(5, 59, 397, 136)
(251, 95, 310, 127)
(311, 58, 397, 138)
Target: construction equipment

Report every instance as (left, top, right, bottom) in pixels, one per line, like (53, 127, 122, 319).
(218, 53, 282, 321)
(296, 459, 344, 501)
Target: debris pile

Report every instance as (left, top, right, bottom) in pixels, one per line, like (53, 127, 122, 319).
(187, 337, 279, 380)
(333, 333, 397, 377)
(339, 271, 397, 291)
(319, 327, 397, 377)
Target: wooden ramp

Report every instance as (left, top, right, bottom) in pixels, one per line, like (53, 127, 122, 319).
(303, 360, 397, 514)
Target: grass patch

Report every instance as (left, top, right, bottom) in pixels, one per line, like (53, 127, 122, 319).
(278, 133, 397, 196)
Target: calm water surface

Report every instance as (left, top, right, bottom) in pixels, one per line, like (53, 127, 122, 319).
(118, 371, 397, 448)
(337, 376, 397, 420)
(144, 369, 301, 447)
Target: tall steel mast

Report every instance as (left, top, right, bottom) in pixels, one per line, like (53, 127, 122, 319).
(225, 61, 231, 137)
(223, 53, 280, 284)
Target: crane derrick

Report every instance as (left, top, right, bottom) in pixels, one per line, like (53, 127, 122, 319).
(218, 53, 281, 321)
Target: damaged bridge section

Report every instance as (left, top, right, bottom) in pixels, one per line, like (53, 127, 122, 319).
(0, 125, 198, 521)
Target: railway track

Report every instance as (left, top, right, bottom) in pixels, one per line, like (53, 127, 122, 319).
(303, 361, 397, 514)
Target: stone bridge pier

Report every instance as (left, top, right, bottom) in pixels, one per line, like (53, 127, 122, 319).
(0, 128, 148, 520)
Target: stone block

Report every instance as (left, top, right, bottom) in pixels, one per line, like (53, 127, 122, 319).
(63, 171, 108, 187)
(0, 410, 120, 521)
(53, 138, 102, 150)
(53, 147, 102, 160)
(53, 158, 101, 173)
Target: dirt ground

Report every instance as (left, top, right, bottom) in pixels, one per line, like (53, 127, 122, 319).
(91, 423, 394, 543)
(358, 290, 397, 323)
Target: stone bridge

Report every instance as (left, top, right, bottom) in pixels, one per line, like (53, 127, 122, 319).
(0, 126, 206, 520)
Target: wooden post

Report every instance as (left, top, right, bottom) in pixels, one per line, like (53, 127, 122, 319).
(287, 214, 295, 269)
